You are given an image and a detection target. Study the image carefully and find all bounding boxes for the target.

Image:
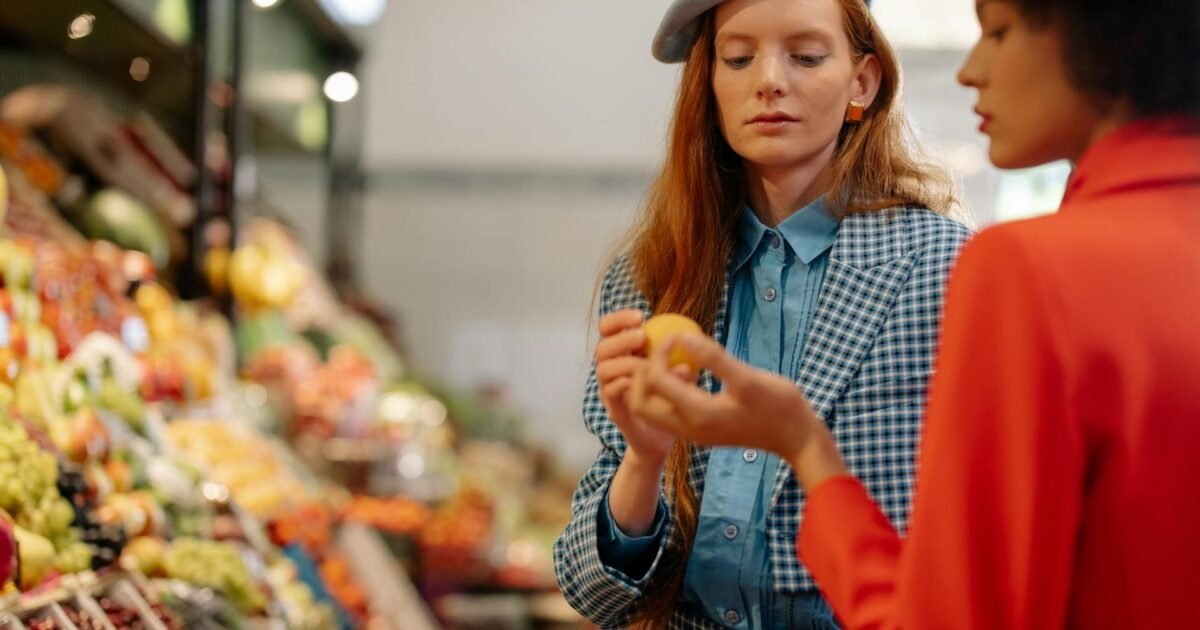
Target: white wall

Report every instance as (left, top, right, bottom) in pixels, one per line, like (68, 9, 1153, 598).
(360, 172, 644, 467)
(363, 0, 679, 170)
(254, 157, 329, 262)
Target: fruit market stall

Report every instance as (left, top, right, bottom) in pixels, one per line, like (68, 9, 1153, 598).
(0, 84, 583, 630)
(0, 2, 584, 626)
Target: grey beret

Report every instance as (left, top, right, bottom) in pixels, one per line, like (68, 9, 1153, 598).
(652, 0, 873, 64)
(652, 0, 723, 63)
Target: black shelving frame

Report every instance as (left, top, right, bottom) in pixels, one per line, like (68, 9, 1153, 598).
(0, 0, 365, 300)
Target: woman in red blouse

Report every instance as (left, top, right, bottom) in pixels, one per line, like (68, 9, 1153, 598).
(628, 0, 1200, 628)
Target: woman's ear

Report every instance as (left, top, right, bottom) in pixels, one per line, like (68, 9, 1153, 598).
(852, 54, 883, 109)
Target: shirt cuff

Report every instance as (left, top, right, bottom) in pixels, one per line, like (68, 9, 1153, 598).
(596, 485, 668, 584)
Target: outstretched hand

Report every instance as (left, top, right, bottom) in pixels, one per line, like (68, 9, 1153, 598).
(629, 333, 849, 488)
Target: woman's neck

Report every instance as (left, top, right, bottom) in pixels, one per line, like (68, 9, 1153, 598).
(1071, 99, 1136, 163)
(743, 159, 833, 228)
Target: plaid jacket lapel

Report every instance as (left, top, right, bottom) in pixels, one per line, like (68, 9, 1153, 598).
(770, 211, 919, 503)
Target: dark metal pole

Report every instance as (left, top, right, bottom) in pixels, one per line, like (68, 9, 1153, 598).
(223, 0, 246, 319)
(184, 0, 214, 300)
(325, 58, 364, 299)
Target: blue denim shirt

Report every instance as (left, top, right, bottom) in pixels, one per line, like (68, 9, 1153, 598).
(597, 197, 841, 628)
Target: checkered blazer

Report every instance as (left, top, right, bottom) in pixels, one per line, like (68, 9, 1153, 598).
(554, 206, 971, 629)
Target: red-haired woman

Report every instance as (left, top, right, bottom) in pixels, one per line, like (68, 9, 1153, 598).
(631, 0, 1200, 627)
(553, 0, 969, 627)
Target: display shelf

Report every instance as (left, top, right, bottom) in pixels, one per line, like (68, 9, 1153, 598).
(337, 522, 440, 630)
(250, 104, 309, 154)
(0, 0, 198, 132)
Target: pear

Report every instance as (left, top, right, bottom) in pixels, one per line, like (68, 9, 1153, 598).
(12, 524, 54, 590)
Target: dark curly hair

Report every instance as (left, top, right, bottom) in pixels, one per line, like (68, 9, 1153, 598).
(1015, 0, 1199, 116)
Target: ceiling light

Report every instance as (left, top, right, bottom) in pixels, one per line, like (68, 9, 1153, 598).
(323, 71, 359, 103)
(130, 57, 151, 82)
(317, 0, 386, 26)
(68, 13, 95, 39)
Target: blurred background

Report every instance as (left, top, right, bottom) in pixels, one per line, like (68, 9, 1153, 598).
(349, 0, 1067, 469)
(0, 1, 1069, 628)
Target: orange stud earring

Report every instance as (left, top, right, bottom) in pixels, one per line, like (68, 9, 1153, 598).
(845, 100, 865, 124)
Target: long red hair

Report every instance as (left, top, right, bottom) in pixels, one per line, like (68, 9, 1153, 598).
(620, 1, 955, 627)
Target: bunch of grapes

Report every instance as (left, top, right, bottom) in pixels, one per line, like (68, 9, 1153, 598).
(79, 518, 125, 570)
(0, 422, 74, 542)
(53, 538, 93, 574)
(57, 462, 125, 570)
(164, 539, 266, 612)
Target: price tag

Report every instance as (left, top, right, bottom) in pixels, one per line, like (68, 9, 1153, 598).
(0, 312, 10, 348)
(121, 316, 150, 352)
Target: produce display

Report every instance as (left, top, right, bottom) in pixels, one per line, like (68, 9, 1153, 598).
(165, 419, 315, 519)
(0, 108, 359, 624)
(0, 73, 578, 630)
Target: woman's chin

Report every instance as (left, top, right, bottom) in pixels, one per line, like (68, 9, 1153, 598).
(986, 137, 1064, 171)
(736, 146, 821, 171)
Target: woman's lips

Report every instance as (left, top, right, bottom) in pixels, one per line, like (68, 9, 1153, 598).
(748, 113, 799, 132)
(975, 108, 992, 133)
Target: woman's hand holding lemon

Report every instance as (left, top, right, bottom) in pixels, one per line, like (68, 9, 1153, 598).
(630, 329, 848, 487)
(595, 309, 677, 464)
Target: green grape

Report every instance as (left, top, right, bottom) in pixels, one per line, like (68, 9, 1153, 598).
(4, 479, 22, 505)
(18, 465, 37, 491)
(15, 441, 36, 459)
(52, 531, 75, 551)
(53, 541, 92, 574)
(24, 508, 47, 537)
(49, 498, 74, 533)
(36, 453, 57, 485)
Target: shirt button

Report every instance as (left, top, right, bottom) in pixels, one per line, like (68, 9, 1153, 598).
(769, 233, 780, 248)
(724, 609, 741, 624)
(723, 524, 739, 540)
(764, 287, 777, 302)
(743, 449, 758, 463)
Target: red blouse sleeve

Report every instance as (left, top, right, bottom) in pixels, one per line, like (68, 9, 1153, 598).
(799, 226, 1086, 629)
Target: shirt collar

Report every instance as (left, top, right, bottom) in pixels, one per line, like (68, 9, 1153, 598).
(1062, 115, 1200, 209)
(735, 197, 842, 270)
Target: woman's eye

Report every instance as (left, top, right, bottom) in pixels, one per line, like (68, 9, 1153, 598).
(723, 56, 753, 69)
(792, 54, 826, 67)
(985, 25, 1009, 41)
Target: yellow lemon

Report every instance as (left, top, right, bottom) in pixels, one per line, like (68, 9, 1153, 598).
(147, 309, 180, 343)
(135, 282, 174, 315)
(228, 245, 265, 308)
(643, 313, 704, 372)
(203, 246, 231, 295)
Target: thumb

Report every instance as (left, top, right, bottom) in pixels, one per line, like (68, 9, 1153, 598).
(675, 333, 751, 390)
